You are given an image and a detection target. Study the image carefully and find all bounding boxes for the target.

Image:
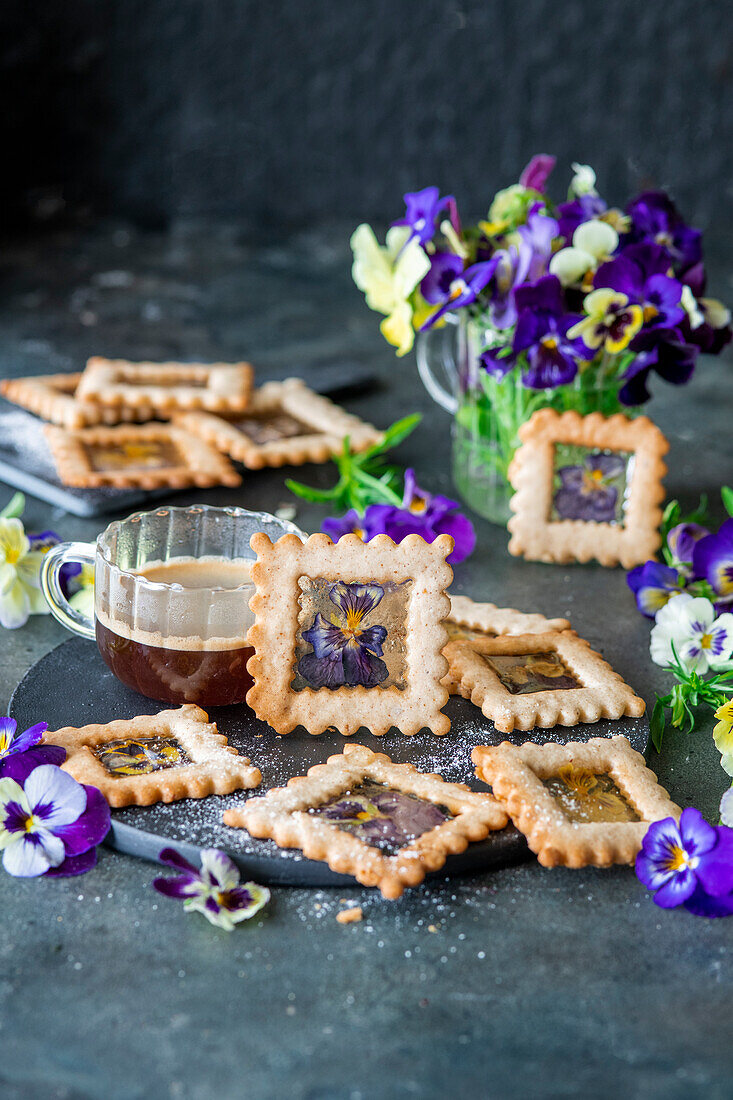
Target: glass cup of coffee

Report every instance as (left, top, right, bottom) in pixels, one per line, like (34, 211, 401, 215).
(41, 505, 304, 706)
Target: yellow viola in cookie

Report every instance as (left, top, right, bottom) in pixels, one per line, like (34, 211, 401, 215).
(350, 224, 431, 356)
(568, 288, 644, 353)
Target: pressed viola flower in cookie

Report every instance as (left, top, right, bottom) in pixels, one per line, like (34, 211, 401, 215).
(508, 409, 668, 568)
(444, 630, 644, 733)
(44, 423, 241, 490)
(42, 704, 261, 807)
(246, 531, 453, 736)
(174, 379, 382, 470)
(444, 594, 570, 656)
(75, 358, 254, 415)
(472, 736, 680, 868)
(224, 743, 508, 899)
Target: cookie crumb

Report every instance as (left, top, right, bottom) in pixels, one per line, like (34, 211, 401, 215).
(336, 906, 363, 924)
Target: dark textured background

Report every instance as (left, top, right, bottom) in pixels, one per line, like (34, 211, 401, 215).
(2, 0, 733, 243)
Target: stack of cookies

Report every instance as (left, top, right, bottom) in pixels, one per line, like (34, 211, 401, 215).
(1, 357, 383, 491)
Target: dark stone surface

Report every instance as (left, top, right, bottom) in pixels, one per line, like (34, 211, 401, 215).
(2, 0, 733, 255)
(1, 221, 733, 1099)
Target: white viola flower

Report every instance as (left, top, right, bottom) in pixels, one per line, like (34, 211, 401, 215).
(700, 297, 732, 329)
(720, 787, 733, 827)
(650, 594, 733, 674)
(549, 221, 618, 287)
(569, 163, 597, 197)
(350, 224, 431, 357)
(0, 518, 50, 629)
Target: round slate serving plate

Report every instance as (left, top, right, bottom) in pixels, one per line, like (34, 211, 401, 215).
(9, 637, 649, 888)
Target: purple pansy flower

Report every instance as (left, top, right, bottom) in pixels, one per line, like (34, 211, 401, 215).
(0, 759, 110, 877)
(693, 519, 733, 602)
(153, 847, 269, 930)
(0, 716, 66, 777)
(392, 186, 455, 246)
(372, 468, 476, 564)
(667, 523, 710, 571)
(420, 252, 464, 305)
(299, 582, 389, 689)
(553, 451, 626, 523)
(519, 154, 556, 193)
(595, 243, 686, 331)
(508, 275, 586, 389)
(626, 561, 686, 618)
(420, 259, 499, 330)
(322, 507, 390, 544)
(487, 204, 559, 330)
(617, 336, 697, 406)
(625, 190, 702, 276)
(636, 809, 733, 917)
(557, 193, 608, 243)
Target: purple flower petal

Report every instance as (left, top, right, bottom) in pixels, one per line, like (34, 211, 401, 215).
(153, 874, 202, 899)
(342, 643, 390, 688)
(683, 884, 733, 918)
(6, 722, 48, 755)
(432, 510, 477, 564)
(653, 866, 697, 908)
(679, 806, 719, 858)
(158, 847, 200, 876)
(694, 827, 733, 897)
(626, 561, 682, 617)
(0, 744, 66, 782)
(519, 154, 556, 192)
(297, 652, 345, 688)
(329, 582, 384, 623)
(53, 784, 110, 855)
(693, 519, 733, 598)
(45, 847, 98, 878)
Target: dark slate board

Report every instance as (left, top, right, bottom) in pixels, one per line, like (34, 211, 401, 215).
(0, 362, 378, 517)
(8, 636, 649, 888)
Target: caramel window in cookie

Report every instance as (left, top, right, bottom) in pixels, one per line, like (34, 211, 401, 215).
(308, 781, 452, 855)
(85, 440, 181, 472)
(543, 765, 640, 824)
(482, 651, 582, 695)
(94, 736, 193, 778)
(232, 412, 313, 445)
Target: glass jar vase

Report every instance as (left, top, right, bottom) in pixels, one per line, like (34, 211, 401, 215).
(416, 313, 639, 525)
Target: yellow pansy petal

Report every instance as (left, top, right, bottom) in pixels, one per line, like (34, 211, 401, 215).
(392, 238, 431, 300)
(715, 700, 733, 722)
(0, 577, 31, 629)
(0, 519, 29, 568)
(713, 719, 733, 755)
(384, 225, 413, 261)
(380, 303, 415, 357)
(583, 287, 627, 317)
(605, 304, 643, 352)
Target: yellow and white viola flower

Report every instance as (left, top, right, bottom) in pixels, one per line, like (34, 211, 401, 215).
(549, 220, 619, 288)
(714, 700, 733, 776)
(350, 224, 431, 356)
(0, 518, 50, 629)
(567, 287, 644, 354)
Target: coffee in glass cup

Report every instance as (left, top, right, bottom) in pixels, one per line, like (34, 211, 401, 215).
(41, 505, 303, 706)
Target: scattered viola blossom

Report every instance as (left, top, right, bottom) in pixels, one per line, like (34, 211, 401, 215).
(649, 594, 733, 675)
(713, 700, 733, 776)
(0, 518, 59, 629)
(352, 157, 731, 409)
(636, 808, 733, 918)
(0, 716, 65, 777)
(322, 469, 475, 565)
(0, 753, 110, 877)
(153, 847, 270, 930)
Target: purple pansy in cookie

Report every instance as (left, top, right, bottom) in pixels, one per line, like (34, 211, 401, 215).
(0, 756, 110, 877)
(314, 783, 448, 855)
(553, 451, 626, 523)
(153, 847, 269, 930)
(636, 809, 733, 917)
(298, 582, 389, 689)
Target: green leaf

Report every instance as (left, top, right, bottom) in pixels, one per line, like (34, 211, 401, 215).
(0, 491, 25, 520)
(650, 699, 667, 752)
(722, 486, 733, 518)
(285, 478, 343, 504)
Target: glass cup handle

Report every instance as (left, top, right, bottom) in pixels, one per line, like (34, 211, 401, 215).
(40, 542, 96, 640)
(415, 316, 460, 415)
